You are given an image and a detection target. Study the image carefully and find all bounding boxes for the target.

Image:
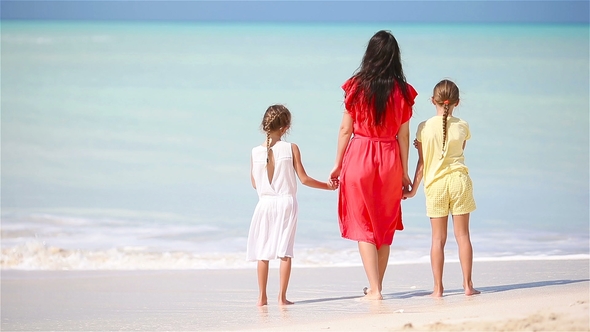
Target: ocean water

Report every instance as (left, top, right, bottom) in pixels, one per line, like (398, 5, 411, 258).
(2, 21, 588, 270)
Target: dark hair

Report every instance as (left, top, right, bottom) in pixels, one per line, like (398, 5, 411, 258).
(432, 79, 460, 158)
(351, 30, 411, 126)
(261, 104, 291, 163)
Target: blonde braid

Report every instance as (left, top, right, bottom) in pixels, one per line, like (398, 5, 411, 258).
(441, 103, 449, 159)
(265, 131, 271, 164)
(432, 79, 459, 160)
(260, 104, 292, 167)
(262, 107, 282, 164)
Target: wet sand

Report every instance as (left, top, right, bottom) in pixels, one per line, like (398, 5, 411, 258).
(2, 259, 588, 331)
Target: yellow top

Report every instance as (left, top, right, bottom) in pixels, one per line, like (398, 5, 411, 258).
(416, 115, 471, 188)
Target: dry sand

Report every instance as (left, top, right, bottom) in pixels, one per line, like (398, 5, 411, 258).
(2, 259, 588, 331)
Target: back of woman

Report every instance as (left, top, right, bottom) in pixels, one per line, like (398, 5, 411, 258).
(343, 79, 415, 139)
(329, 30, 417, 300)
(339, 78, 416, 246)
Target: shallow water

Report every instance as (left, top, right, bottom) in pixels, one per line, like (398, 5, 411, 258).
(2, 21, 588, 269)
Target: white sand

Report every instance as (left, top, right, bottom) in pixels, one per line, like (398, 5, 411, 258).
(2, 259, 588, 331)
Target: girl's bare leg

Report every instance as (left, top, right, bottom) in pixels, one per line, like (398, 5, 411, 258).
(377, 244, 390, 292)
(430, 216, 448, 297)
(358, 241, 383, 300)
(452, 213, 481, 296)
(278, 257, 294, 305)
(257, 260, 269, 306)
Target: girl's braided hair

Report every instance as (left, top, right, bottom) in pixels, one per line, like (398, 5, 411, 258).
(261, 104, 292, 164)
(432, 79, 460, 159)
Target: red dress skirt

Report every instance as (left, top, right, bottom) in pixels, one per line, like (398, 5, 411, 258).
(338, 79, 417, 249)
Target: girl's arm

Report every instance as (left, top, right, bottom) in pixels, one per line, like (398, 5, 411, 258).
(404, 140, 423, 199)
(329, 112, 353, 180)
(250, 156, 256, 189)
(397, 120, 411, 190)
(292, 143, 336, 190)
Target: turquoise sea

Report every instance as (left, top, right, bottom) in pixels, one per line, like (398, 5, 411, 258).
(1, 21, 588, 269)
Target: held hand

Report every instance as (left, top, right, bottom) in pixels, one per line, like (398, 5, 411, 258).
(327, 178, 339, 190)
(403, 188, 416, 199)
(413, 139, 419, 150)
(402, 173, 412, 191)
(329, 165, 341, 180)
(401, 173, 412, 200)
(328, 166, 341, 191)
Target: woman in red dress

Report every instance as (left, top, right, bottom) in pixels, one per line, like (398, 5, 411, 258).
(330, 30, 417, 300)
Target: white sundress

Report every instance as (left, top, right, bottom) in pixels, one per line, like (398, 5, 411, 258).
(247, 140, 299, 261)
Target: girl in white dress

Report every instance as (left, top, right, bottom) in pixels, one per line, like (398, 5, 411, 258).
(248, 104, 337, 306)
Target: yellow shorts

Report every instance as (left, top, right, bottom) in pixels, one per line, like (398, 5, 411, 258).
(425, 170, 476, 218)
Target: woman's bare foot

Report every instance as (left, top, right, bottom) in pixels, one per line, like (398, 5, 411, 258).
(360, 288, 383, 300)
(465, 287, 481, 296)
(430, 286, 443, 298)
(257, 296, 268, 306)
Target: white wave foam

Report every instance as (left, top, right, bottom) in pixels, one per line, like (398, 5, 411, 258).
(1, 241, 251, 270)
(2, 241, 587, 271)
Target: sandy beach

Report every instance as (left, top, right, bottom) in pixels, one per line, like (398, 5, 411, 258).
(2, 258, 588, 331)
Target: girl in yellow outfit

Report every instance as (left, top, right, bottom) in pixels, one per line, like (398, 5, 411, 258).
(404, 79, 480, 297)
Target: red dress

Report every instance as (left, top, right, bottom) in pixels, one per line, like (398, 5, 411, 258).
(338, 78, 417, 249)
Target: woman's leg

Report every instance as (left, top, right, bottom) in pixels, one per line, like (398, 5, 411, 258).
(430, 216, 448, 297)
(257, 260, 269, 306)
(278, 257, 294, 305)
(358, 241, 383, 300)
(452, 213, 480, 296)
(377, 244, 390, 292)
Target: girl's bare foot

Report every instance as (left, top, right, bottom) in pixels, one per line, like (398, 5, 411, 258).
(279, 298, 294, 306)
(257, 296, 268, 306)
(464, 281, 480, 296)
(465, 287, 481, 296)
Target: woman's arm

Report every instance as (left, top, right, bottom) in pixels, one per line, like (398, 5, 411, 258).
(329, 112, 353, 180)
(397, 120, 411, 189)
(292, 143, 336, 190)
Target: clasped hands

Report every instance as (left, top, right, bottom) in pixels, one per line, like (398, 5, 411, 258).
(402, 176, 416, 200)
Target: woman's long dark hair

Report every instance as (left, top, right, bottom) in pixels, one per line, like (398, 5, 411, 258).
(351, 30, 411, 126)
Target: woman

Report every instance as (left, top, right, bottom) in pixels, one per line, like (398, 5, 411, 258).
(330, 30, 417, 300)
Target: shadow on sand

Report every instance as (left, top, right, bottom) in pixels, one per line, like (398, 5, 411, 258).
(463, 278, 590, 294)
(295, 295, 360, 304)
(296, 279, 590, 304)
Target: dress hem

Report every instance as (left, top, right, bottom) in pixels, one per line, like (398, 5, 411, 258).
(246, 254, 294, 262)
